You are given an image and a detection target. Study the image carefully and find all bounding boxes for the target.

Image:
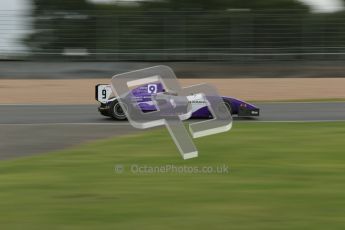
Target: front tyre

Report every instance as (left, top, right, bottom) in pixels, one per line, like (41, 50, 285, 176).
(109, 100, 128, 120)
(223, 100, 232, 115)
(215, 100, 232, 119)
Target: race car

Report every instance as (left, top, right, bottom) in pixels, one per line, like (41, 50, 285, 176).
(95, 82, 260, 120)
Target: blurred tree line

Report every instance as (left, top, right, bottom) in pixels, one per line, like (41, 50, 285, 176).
(24, 0, 345, 61)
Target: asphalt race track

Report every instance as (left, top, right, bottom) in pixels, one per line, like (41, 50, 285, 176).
(1, 102, 345, 160)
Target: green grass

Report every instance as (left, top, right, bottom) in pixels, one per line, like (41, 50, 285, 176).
(1, 122, 345, 230)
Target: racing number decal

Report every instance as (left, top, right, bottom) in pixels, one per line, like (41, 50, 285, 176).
(102, 89, 107, 99)
(147, 84, 157, 94)
(97, 85, 112, 103)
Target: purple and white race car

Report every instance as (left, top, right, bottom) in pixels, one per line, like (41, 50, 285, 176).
(96, 82, 260, 120)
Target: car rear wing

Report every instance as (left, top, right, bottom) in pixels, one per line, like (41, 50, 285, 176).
(95, 84, 113, 103)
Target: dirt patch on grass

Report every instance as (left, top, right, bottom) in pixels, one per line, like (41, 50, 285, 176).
(0, 78, 344, 104)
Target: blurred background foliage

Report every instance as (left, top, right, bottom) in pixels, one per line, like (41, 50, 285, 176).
(14, 0, 345, 61)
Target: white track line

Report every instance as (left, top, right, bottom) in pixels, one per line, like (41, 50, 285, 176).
(0, 123, 132, 126)
(247, 120, 345, 123)
(0, 102, 344, 106)
(1, 120, 345, 126)
(254, 101, 345, 104)
(0, 104, 97, 106)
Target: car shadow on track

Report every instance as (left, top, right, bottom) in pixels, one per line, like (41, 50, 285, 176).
(98, 116, 259, 123)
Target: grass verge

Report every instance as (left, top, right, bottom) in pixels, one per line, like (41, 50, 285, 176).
(0, 122, 345, 230)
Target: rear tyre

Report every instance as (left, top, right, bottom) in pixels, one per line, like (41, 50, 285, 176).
(109, 100, 128, 120)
